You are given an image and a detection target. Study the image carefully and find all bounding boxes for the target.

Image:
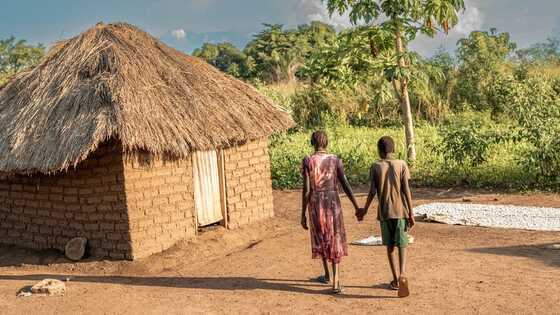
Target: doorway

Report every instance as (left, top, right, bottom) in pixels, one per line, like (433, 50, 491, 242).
(192, 150, 228, 228)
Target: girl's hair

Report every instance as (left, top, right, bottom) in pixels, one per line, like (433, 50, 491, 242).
(377, 136, 395, 156)
(311, 130, 328, 149)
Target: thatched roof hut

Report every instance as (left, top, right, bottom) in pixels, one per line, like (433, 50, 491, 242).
(0, 22, 293, 174)
(0, 23, 293, 259)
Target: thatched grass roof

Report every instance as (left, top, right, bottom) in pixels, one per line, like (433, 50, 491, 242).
(0, 22, 294, 174)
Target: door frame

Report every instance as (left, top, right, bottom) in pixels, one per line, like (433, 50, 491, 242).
(217, 149, 228, 229)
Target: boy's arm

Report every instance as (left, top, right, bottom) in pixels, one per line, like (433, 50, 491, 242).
(361, 166, 377, 218)
(401, 163, 415, 228)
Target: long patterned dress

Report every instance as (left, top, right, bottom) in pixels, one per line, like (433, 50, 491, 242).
(301, 153, 348, 264)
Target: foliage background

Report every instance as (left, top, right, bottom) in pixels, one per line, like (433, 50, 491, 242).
(2, 15, 560, 190)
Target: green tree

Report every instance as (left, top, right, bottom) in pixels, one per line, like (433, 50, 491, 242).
(0, 37, 44, 85)
(454, 29, 516, 111)
(296, 21, 338, 48)
(322, 0, 465, 162)
(192, 42, 252, 78)
(516, 36, 560, 64)
(244, 23, 336, 83)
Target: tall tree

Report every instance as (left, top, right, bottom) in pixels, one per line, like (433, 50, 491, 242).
(193, 42, 251, 78)
(244, 24, 309, 83)
(454, 29, 516, 111)
(322, 0, 465, 162)
(0, 37, 44, 85)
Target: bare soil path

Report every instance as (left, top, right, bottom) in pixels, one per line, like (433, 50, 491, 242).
(1, 188, 559, 314)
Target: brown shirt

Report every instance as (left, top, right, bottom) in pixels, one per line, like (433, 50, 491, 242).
(370, 159, 412, 220)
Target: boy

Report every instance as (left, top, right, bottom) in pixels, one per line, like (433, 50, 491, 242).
(357, 136, 415, 298)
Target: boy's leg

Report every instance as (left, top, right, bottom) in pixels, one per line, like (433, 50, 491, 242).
(382, 220, 399, 285)
(397, 246, 410, 297)
(398, 247, 407, 278)
(386, 245, 398, 284)
(396, 219, 409, 278)
(396, 219, 410, 297)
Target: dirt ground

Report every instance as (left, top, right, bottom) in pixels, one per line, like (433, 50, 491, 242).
(1, 188, 559, 315)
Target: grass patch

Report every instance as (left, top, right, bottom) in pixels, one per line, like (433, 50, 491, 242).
(269, 125, 534, 190)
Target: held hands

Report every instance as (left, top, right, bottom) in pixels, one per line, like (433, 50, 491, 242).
(355, 207, 367, 222)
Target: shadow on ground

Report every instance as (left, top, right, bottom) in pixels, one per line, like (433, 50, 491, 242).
(0, 274, 398, 299)
(467, 243, 560, 267)
(0, 245, 116, 267)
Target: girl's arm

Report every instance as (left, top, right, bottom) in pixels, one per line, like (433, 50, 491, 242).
(301, 159, 310, 230)
(337, 159, 359, 211)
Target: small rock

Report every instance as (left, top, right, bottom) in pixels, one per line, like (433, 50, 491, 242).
(462, 198, 472, 202)
(65, 237, 87, 261)
(30, 279, 66, 296)
(17, 290, 32, 298)
(546, 244, 560, 250)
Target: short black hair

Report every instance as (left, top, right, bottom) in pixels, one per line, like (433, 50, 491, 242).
(377, 136, 395, 156)
(311, 130, 328, 149)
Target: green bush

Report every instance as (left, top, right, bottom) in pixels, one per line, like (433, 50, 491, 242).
(438, 112, 509, 167)
(269, 125, 537, 190)
(512, 75, 560, 183)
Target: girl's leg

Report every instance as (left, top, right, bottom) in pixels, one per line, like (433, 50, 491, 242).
(332, 262, 340, 292)
(322, 258, 331, 282)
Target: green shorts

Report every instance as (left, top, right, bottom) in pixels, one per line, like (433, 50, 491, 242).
(380, 219, 409, 248)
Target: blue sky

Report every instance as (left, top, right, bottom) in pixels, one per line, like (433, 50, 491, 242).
(1, 0, 559, 56)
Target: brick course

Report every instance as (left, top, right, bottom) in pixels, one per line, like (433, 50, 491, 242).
(0, 137, 275, 260)
(0, 142, 132, 258)
(122, 153, 196, 259)
(223, 138, 274, 228)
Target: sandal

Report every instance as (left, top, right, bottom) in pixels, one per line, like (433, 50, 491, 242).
(314, 275, 330, 284)
(389, 280, 399, 291)
(332, 284, 343, 295)
(398, 277, 410, 298)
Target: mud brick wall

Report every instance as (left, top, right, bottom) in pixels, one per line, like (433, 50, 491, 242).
(0, 142, 133, 259)
(122, 154, 196, 259)
(223, 138, 274, 228)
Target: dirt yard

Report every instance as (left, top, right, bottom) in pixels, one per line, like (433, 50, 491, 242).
(1, 188, 559, 314)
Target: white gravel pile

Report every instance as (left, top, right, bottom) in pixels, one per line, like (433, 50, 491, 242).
(414, 203, 560, 231)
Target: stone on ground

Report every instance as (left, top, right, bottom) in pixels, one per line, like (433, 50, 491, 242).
(30, 279, 66, 296)
(65, 237, 87, 261)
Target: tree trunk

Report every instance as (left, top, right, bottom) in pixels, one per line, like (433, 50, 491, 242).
(394, 30, 417, 162)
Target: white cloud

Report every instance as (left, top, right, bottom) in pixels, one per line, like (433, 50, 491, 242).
(171, 28, 187, 40)
(297, 0, 353, 30)
(453, 0, 484, 35)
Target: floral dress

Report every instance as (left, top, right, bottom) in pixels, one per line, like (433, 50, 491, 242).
(301, 153, 348, 264)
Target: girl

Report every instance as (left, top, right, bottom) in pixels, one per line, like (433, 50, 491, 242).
(301, 130, 359, 294)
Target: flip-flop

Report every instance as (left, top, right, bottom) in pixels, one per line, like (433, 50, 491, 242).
(332, 284, 343, 295)
(398, 277, 410, 298)
(314, 275, 330, 284)
(389, 280, 399, 291)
